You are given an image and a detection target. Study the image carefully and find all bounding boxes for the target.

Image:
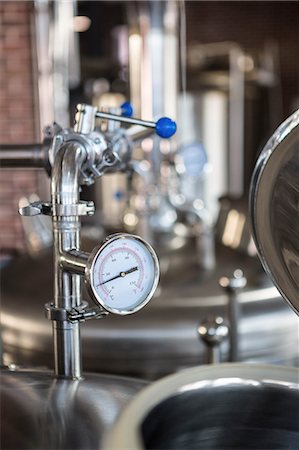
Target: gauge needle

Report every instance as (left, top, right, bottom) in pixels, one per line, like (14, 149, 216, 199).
(98, 266, 139, 286)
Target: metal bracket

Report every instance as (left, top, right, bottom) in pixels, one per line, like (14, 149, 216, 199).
(45, 301, 108, 323)
(19, 200, 95, 217)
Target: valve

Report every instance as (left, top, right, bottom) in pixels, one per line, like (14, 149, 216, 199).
(95, 110, 177, 139)
(74, 103, 177, 138)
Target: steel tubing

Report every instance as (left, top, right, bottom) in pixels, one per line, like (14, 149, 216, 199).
(0, 144, 47, 168)
(51, 142, 87, 379)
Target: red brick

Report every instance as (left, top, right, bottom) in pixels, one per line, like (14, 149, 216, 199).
(1, 1, 39, 255)
(1, 2, 30, 15)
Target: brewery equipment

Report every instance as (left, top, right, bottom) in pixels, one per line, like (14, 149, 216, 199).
(104, 108, 299, 450)
(2, 243, 298, 378)
(0, 103, 176, 449)
(1, 1, 298, 383)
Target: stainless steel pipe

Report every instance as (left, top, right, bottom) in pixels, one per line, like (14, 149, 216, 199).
(0, 144, 48, 168)
(51, 142, 87, 379)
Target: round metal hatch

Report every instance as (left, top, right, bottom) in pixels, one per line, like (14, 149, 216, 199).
(250, 109, 299, 316)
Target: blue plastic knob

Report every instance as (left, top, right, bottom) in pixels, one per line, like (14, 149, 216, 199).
(156, 117, 177, 138)
(121, 102, 133, 118)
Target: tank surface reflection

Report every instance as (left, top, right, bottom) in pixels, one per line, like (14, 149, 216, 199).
(2, 241, 298, 379)
(250, 109, 299, 317)
(104, 364, 299, 449)
(1, 366, 146, 450)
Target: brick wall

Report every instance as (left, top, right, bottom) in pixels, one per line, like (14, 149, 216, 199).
(0, 1, 40, 258)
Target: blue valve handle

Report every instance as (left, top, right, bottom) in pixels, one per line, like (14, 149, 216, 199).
(95, 110, 177, 138)
(155, 117, 177, 139)
(120, 102, 133, 118)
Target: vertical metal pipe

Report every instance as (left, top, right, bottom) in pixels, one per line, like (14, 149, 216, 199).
(51, 142, 86, 379)
(229, 46, 245, 197)
(219, 270, 247, 363)
(227, 290, 240, 362)
(128, 1, 178, 163)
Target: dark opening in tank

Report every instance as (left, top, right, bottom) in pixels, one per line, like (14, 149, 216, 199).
(141, 384, 299, 449)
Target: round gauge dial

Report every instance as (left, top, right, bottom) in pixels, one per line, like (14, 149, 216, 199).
(86, 234, 159, 315)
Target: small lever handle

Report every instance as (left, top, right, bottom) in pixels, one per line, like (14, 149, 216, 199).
(95, 110, 177, 138)
(74, 103, 177, 138)
(19, 201, 52, 216)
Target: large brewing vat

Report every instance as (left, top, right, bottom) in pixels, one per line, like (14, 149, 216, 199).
(104, 108, 299, 450)
(2, 241, 298, 379)
(104, 364, 299, 449)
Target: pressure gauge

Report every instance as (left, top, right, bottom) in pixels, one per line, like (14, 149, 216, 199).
(85, 234, 160, 315)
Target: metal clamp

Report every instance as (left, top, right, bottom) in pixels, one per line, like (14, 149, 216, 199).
(19, 201, 95, 217)
(44, 302, 79, 321)
(68, 307, 108, 322)
(53, 201, 95, 217)
(45, 301, 107, 323)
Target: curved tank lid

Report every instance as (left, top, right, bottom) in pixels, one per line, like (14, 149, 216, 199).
(250, 108, 299, 316)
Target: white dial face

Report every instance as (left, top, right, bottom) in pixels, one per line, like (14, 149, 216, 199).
(89, 235, 159, 314)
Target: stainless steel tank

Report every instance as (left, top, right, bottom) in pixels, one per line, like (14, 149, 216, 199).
(104, 109, 299, 450)
(1, 366, 146, 450)
(2, 241, 298, 379)
(104, 364, 299, 449)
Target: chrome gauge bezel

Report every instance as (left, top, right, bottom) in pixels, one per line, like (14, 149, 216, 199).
(85, 233, 160, 315)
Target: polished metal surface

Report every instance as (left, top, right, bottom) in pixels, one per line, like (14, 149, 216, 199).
(2, 244, 298, 379)
(250, 108, 299, 316)
(51, 141, 88, 379)
(104, 364, 299, 449)
(0, 366, 146, 450)
(219, 270, 247, 362)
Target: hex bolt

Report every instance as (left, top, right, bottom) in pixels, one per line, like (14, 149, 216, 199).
(219, 269, 247, 362)
(197, 317, 229, 364)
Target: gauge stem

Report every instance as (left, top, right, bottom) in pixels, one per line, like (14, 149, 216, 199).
(60, 250, 89, 276)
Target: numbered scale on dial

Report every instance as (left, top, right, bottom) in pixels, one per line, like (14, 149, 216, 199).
(85, 234, 160, 315)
